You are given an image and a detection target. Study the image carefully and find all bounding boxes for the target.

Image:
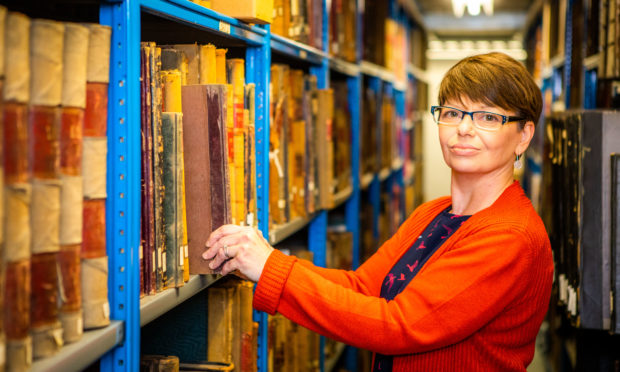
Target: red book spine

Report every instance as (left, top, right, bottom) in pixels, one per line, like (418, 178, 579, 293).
(4, 102, 29, 185)
(30, 253, 60, 329)
(82, 199, 106, 258)
(60, 107, 83, 176)
(84, 83, 108, 137)
(5, 260, 30, 340)
(29, 105, 60, 180)
(58, 245, 82, 312)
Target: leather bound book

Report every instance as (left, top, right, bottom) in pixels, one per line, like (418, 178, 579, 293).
(31, 252, 63, 359)
(140, 355, 180, 372)
(161, 112, 182, 288)
(60, 108, 84, 176)
(181, 84, 231, 274)
(5, 260, 31, 371)
(199, 44, 217, 84)
(141, 42, 156, 295)
(84, 82, 108, 138)
(82, 199, 106, 258)
(4, 102, 29, 185)
(316, 89, 335, 209)
(58, 244, 82, 342)
(29, 105, 61, 180)
(81, 256, 110, 329)
(207, 285, 234, 366)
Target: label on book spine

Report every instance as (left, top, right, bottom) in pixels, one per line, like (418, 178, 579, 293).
(31, 180, 61, 254)
(5, 184, 31, 262)
(60, 175, 83, 245)
(82, 137, 107, 199)
(4, 12, 30, 103)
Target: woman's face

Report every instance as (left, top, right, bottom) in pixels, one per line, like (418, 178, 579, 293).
(438, 96, 534, 178)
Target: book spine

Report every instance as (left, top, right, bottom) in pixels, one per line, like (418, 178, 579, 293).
(161, 112, 179, 289)
(29, 18, 64, 360)
(82, 23, 111, 329)
(0, 7, 4, 368)
(178, 114, 189, 284)
(4, 12, 32, 371)
(207, 286, 234, 364)
(150, 44, 165, 293)
(228, 59, 246, 226)
(199, 44, 217, 84)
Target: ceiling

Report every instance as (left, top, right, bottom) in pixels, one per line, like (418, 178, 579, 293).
(413, 0, 538, 39)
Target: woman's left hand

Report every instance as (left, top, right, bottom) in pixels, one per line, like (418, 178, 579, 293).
(202, 224, 274, 282)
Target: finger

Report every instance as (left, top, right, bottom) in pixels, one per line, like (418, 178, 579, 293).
(203, 231, 246, 261)
(209, 243, 239, 270)
(220, 256, 239, 276)
(206, 224, 244, 247)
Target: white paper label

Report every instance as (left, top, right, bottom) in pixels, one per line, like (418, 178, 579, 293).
(152, 251, 156, 272)
(219, 21, 231, 34)
(102, 302, 110, 319)
(157, 248, 162, 269)
(184, 245, 188, 258)
(77, 316, 83, 333)
(179, 246, 184, 266)
(140, 245, 144, 260)
(162, 253, 167, 272)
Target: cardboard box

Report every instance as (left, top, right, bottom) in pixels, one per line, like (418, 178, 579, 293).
(210, 0, 273, 25)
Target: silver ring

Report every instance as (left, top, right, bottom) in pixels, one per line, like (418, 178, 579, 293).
(223, 244, 230, 259)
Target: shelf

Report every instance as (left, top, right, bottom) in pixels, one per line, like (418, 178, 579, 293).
(269, 215, 315, 245)
(378, 167, 391, 181)
(31, 321, 124, 372)
(140, 274, 222, 326)
(325, 342, 347, 372)
(407, 64, 429, 83)
(584, 53, 601, 70)
(360, 172, 374, 190)
(360, 60, 395, 82)
(333, 185, 354, 208)
(329, 57, 360, 77)
(270, 34, 326, 65)
(141, 0, 267, 46)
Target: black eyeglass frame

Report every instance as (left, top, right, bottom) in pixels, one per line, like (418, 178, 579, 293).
(430, 105, 526, 126)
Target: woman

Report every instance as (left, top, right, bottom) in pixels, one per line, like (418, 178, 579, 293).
(203, 52, 553, 371)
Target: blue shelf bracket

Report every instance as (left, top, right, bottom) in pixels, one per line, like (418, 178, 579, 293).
(100, 0, 142, 371)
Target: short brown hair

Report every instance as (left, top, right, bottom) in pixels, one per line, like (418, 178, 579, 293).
(438, 52, 542, 128)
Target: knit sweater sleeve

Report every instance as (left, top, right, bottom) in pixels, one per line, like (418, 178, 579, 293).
(253, 224, 541, 355)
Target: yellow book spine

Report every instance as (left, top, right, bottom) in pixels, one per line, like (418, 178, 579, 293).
(234, 127, 245, 226)
(160, 70, 182, 112)
(216, 48, 228, 85)
(226, 86, 236, 225)
(181, 156, 189, 283)
(199, 44, 217, 84)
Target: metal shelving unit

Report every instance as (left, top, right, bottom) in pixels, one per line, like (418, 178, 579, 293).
(269, 215, 316, 245)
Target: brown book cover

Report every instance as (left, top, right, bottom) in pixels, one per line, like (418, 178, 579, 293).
(316, 89, 334, 209)
(141, 43, 156, 295)
(4, 102, 29, 185)
(181, 84, 231, 274)
(31, 252, 63, 358)
(207, 285, 234, 365)
(82, 199, 106, 258)
(58, 244, 82, 342)
(5, 259, 31, 369)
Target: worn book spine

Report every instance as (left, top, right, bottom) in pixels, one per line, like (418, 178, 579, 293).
(244, 84, 257, 227)
(239, 281, 257, 372)
(316, 89, 334, 209)
(199, 44, 217, 84)
(58, 22, 89, 344)
(150, 44, 165, 293)
(227, 59, 246, 226)
(143, 45, 156, 294)
(161, 112, 180, 289)
(140, 43, 149, 297)
(4, 12, 33, 371)
(82, 23, 111, 329)
(173, 43, 199, 85)
(28, 19, 64, 360)
(303, 75, 318, 215)
(178, 114, 189, 284)
(181, 85, 211, 275)
(207, 285, 234, 365)
(215, 48, 227, 84)
(0, 7, 5, 370)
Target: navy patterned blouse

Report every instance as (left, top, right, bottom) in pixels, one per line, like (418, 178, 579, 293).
(372, 207, 471, 372)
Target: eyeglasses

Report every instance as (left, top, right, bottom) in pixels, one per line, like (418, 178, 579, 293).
(430, 106, 525, 131)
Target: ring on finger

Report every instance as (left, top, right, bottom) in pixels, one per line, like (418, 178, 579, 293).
(223, 244, 230, 259)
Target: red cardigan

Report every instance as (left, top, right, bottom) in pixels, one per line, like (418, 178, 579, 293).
(253, 181, 553, 371)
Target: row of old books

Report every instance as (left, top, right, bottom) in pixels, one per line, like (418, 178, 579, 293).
(268, 65, 352, 228)
(0, 8, 112, 372)
(271, 0, 323, 50)
(140, 41, 259, 293)
(542, 110, 620, 332)
(360, 83, 402, 180)
(330, 0, 357, 62)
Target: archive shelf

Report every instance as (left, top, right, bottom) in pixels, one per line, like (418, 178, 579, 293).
(269, 215, 316, 245)
(270, 33, 326, 64)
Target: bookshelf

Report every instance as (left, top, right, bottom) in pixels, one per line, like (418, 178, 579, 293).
(8, 0, 428, 371)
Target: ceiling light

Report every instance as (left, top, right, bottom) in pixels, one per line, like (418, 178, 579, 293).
(452, 0, 493, 17)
